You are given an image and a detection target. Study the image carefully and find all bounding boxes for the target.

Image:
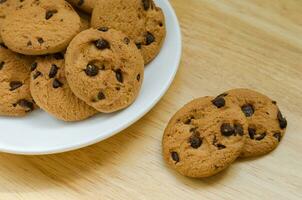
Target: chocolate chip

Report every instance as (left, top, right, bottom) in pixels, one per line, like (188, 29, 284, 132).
(273, 132, 282, 142)
(30, 62, 37, 71)
(248, 127, 256, 139)
(190, 127, 198, 132)
(115, 69, 123, 83)
(136, 43, 142, 49)
(0, 61, 4, 70)
(277, 110, 287, 129)
(171, 151, 179, 163)
(52, 78, 63, 88)
(97, 91, 106, 100)
(234, 123, 244, 136)
(94, 39, 110, 49)
(98, 27, 108, 32)
(212, 96, 225, 108)
(137, 74, 141, 81)
(189, 134, 202, 149)
(17, 99, 34, 111)
(0, 43, 8, 49)
(77, 0, 84, 6)
(220, 123, 235, 136)
(85, 64, 99, 77)
(49, 64, 58, 78)
(255, 132, 266, 141)
(27, 41, 32, 46)
(184, 119, 191, 124)
(216, 143, 226, 150)
(145, 32, 155, 45)
(33, 71, 42, 79)
(9, 81, 23, 91)
(184, 116, 194, 124)
(0, 0, 7, 4)
(241, 104, 254, 117)
(124, 37, 130, 45)
(272, 101, 277, 105)
(45, 9, 57, 20)
(142, 0, 150, 10)
(37, 37, 44, 44)
(53, 52, 64, 60)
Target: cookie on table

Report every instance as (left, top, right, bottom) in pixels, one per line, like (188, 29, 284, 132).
(221, 88, 287, 158)
(0, 0, 81, 55)
(66, 0, 95, 13)
(0, 45, 36, 117)
(65, 28, 144, 113)
(162, 97, 248, 178)
(91, 0, 166, 64)
(30, 54, 97, 121)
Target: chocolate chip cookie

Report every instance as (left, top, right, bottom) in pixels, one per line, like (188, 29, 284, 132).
(30, 54, 97, 121)
(222, 88, 287, 157)
(65, 28, 144, 113)
(91, 0, 166, 64)
(162, 97, 248, 178)
(66, 0, 95, 13)
(1, 0, 81, 55)
(0, 45, 36, 117)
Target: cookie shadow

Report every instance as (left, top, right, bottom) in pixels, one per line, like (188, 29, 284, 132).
(236, 156, 262, 163)
(0, 122, 140, 194)
(163, 160, 233, 187)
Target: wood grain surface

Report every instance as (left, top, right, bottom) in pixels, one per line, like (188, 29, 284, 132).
(1, 0, 302, 199)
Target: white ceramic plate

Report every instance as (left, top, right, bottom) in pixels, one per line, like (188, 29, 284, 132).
(0, 0, 181, 155)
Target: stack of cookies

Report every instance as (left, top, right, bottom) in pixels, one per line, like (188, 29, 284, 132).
(162, 89, 288, 178)
(0, 0, 166, 121)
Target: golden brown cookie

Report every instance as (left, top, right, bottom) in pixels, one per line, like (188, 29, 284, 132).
(0, 45, 36, 117)
(220, 88, 287, 158)
(91, 0, 166, 64)
(66, 0, 95, 13)
(30, 54, 97, 121)
(65, 28, 144, 113)
(0, 0, 24, 31)
(1, 0, 81, 55)
(162, 97, 248, 178)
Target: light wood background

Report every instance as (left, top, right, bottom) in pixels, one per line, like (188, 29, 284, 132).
(1, 0, 302, 199)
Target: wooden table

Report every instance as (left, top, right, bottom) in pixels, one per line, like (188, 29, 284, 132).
(1, 0, 302, 199)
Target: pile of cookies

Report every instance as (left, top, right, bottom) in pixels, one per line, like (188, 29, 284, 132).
(162, 89, 288, 178)
(0, 0, 166, 121)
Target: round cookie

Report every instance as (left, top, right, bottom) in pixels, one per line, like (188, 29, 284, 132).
(221, 88, 287, 158)
(65, 28, 144, 113)
(30, 54, 97, 121)
(0, 0, 81, 55)
(91, 0, 166, 64)
(162, 96, 248, 178)
(66, 0, 95, 13)
(0, 45, 36, 117)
